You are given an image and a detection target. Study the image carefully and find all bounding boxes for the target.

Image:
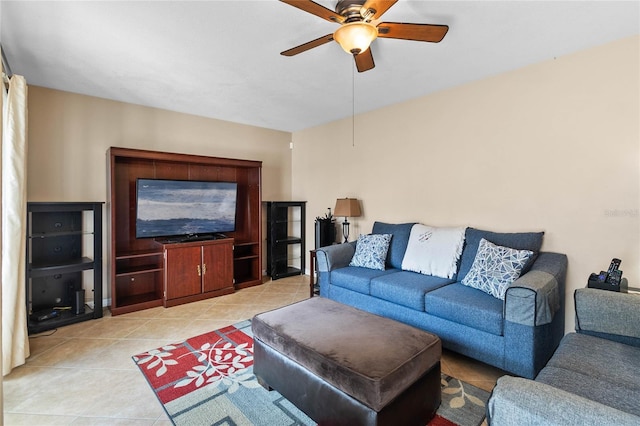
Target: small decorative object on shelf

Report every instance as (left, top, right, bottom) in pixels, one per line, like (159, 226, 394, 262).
(334, 198, 361, 243)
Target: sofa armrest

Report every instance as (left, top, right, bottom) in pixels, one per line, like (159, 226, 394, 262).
(487, 376, 640, 426)
(575, 287, 640, 345)
(316, 242, 356, 273)
(504, 252, 568, 326)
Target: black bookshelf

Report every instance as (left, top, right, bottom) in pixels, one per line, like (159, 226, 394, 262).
(266, 201, 306, 280)
(26, 202, 103, 334)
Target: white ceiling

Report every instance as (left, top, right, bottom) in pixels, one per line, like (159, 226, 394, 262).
(1, 1, 638, 132)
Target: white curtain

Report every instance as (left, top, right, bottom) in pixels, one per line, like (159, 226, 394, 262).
(2, 74, 29, 376)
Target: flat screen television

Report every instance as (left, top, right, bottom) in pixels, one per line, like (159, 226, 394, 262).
(135, 178, 238, 239)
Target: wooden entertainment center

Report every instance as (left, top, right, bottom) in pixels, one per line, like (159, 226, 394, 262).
(108, 147, 262, 315)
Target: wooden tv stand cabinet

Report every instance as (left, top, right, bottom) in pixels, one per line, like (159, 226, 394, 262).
(160, 237, 235, 307)
(108, 147, 262, 316)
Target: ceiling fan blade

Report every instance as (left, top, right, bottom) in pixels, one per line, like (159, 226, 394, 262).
(281, 34, 334, 56)
(354, 48, 375, 73)
(377, 22, 449, 42)
(280, 0, 345, 23)
(361, 0, 398, 20)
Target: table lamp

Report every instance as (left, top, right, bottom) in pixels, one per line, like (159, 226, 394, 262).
(334, 198, 361, 243)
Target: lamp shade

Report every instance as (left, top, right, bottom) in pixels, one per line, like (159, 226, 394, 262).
(333, 22, 378, 55)
(334, 198, 362, 218)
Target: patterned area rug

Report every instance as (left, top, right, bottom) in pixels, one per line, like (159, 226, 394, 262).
(133, 320, 489, 426)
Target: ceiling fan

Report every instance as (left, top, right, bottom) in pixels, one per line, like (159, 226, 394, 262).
(280, 0, 449, 72)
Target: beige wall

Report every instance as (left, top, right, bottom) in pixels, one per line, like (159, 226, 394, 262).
(28, 88, 292, 202)
(27, 88, 293, 301)
(292, 35, 640, 333)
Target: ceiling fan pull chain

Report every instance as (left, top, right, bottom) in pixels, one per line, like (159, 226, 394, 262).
(352, 62, 356, 148)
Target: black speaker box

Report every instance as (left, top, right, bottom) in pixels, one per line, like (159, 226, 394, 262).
(73, 289, 85, 315)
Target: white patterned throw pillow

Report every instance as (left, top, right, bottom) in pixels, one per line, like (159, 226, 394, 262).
(461, 238, 534, 300)
(349, 234, 392, 271)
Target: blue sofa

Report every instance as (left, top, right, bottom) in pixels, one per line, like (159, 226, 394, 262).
(316, 222, 568, 379)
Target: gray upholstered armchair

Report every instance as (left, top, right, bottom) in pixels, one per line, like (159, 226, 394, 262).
(487, 287, 640, 425)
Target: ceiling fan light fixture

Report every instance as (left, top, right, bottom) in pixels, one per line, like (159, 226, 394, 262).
(333, 21, 378, 55)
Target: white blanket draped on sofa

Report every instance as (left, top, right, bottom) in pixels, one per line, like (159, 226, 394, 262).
(401, 224, 466, 279)
(2, 73, 30, 375)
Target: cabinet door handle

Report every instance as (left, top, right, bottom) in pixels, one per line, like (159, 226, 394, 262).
(197, 264, 201, 276)
(202, 263, 207, 275)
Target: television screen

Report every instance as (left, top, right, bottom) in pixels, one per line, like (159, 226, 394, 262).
(136, 178, 238, 239)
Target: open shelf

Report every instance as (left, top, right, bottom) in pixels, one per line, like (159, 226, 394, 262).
(275, 236, 303, 244)
(28, 306, 97, 334)
(29, 257, 95, 274)
(115, 264, 164, 276)
(115, 292, 163, 309)
(233, 241, 261, 288)
(116, 249, 163, 259)
(115, 250, 164, 277)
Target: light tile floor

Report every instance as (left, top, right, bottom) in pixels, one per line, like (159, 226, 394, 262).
(4, 275, 505, 425)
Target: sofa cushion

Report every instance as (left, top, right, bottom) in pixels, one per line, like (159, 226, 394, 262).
(372, 222, 416, 269)
(536, 366, 640, 418)
(543, 333, 640, 394)
(425, 283, 504, 336)
(370, 271, 454, 311)
(458, 228, 544, 281)
(349, 233, 392, 271)
(331, 266, 399, 295)
(401, 224, 466, 279)
(536, 333, 640, 417)
(461, 238, 534, 300)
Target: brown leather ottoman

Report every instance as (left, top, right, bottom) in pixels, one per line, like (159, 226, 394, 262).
(252, 297, 442, 426)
